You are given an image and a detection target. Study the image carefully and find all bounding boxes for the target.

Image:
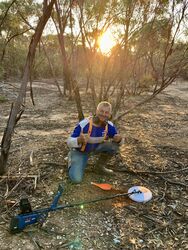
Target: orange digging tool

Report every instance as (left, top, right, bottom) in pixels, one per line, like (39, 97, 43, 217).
(91, 182, 113, 190)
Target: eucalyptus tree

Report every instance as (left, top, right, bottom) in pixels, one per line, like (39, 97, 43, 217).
(51, 0, 84, 120)
(0, 0, 41, 78)
(76, 0, 119, 109)
(82, 0, 188, 121)
(112, 0, 188, 121)
(58, 0, 188, 120)
(0, 0, 56, 175)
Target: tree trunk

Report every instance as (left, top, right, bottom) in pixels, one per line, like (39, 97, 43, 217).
(41, 40, 64, 98)
(54, 1, 84, 120)
(54, 1, 72, 97)
(0, 0, 56, 175)
(72, 80, 84, 121)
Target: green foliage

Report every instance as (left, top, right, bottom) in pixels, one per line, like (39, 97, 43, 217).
(0, 0, 187, 97)
(0, 63, 5, 79)
(0, 0, 41, 80)
(139, 74, 155, 91)
(0, 95, 7, 103)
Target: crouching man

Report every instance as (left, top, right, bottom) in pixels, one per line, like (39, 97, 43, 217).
(67, 101, 122, 183)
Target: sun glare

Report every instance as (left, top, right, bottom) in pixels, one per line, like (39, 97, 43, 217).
(98, 30, 116, 55)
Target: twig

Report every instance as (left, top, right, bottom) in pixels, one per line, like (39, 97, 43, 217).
(38, 162, 66, 167)
(1, 175, 39, 189)
(118, 166, 187, 188)
(160, 176, 187, 188)
(143, 221, 171, 236)
(144, 217, 188, 236)
(30, 150, 34, 166)
(170, 160, 186, 168)
(25, 231, 43, 249)
(34, 176, 38, 190)
(0, 224, 8, 232)
(4, 177, 25, 199)
(159, 181, 168, 201)
(0, 175, 39, 179)
(125, 206, 164, 225)
(2, 174, 40, 198)
(39, 226, 66, 237)
(4, 182, 9, 198)
(117, 166, 188, 175)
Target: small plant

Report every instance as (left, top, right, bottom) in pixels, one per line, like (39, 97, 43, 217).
(0, 95, 7, 103)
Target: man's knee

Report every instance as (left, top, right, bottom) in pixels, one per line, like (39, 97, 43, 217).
(69, 172, 83, 184)
(68, 166, 83, 184)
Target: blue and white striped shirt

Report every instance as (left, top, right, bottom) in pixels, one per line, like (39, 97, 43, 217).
(67, 117, 118, 152)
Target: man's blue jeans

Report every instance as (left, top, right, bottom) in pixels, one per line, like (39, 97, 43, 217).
(68, 142, 119, 183)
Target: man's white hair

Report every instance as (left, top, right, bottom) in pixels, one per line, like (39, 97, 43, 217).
(97, 101, 112, 113)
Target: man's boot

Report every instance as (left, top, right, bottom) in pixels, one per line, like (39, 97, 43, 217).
(94, 153, 114, 175)
(101, 166, 114, 174)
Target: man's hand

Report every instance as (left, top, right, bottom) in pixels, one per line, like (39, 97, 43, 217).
(77, 133, 89, 145)
(112, 134, 122, 143)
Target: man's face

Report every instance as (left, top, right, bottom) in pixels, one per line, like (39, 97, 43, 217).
(96, 105, 111, 122)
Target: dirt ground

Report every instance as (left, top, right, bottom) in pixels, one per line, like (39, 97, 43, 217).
(0, 79, 187, 250)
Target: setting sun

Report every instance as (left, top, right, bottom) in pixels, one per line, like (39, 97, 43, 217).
(98, 30, 116, 55)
